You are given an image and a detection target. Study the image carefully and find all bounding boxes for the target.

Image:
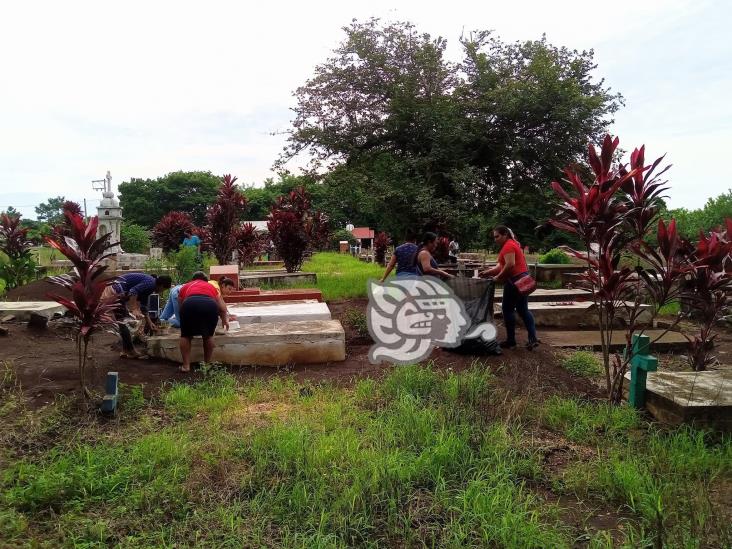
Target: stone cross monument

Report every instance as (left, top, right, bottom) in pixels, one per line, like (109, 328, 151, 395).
(95, 170, 123, 254)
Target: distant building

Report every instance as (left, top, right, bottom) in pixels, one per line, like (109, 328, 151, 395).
(351, 227, 375, 249)
(245, 220, 269, 233)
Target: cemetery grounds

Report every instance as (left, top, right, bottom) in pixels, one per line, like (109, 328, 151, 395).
(1, 253, 731, 547)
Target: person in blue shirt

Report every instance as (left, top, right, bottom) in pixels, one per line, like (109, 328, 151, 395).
(380, 230, 420, 281)
(182, 231, 201, 253)
(111, 272, 172, 359)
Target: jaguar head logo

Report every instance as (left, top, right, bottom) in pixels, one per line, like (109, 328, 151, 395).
(367, 277, 470, 364)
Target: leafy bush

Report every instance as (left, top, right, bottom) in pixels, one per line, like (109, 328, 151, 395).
(561, 351, 602, 377)
(173, 246, 200, 284)
(538, 248, 571, 264)
(205, 174, 248, 264)
(236, 222, 265, 267)
(374, 232, 390, 265)
(152, 211, 195, 253)
(343, 307, 369, 338)
(0, 277, 6, 296)
(0, 213, 36, 289)
(331, 228, 355, 249)
(268, 187, 329, 272)
(434, 236, 450, 263)
(120, 222, 151, 253)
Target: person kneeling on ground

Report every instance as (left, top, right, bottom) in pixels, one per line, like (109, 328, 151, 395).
(177, 272, 231, 372)
(110, 272, 172, 359)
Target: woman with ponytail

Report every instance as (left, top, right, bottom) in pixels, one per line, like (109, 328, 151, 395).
(479, 226, 538, 350)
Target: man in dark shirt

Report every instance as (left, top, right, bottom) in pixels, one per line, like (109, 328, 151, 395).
(111, 272, 172, 358)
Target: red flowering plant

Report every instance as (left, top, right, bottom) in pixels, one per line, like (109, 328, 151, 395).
(205, 174, 248, 265)
(236, 222, 266, 267)
(374, 232, 390, 265)
(0, 212, 36, 289)
(152, 211, 196, 253)
(45, 213, 120, 398)
(268, 187, 329, 272)
(549, 135, 681, 402)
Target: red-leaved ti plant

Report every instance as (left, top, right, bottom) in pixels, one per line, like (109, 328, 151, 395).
(45, 212, 120, 398)
(52, 200, 85, 238)
(374, 232, 390, 265)
(434, 236, 450, 264)
(268, 187, 329, 273)
(549, 134, 678, 402)
(205, 174, 248, 265)
(680, 220, 732, 371)
(152, 211, 196, 253)
(236, 222, 266, 267)
(0, 212, 36, 289)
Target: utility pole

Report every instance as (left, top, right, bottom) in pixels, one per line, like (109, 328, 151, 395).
(83, 198, 87, 218)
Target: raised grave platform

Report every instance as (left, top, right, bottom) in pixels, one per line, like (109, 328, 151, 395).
(224, 289, 323, 303)
(494, 301, 652, 328)
(623, 370, 732, 429)
(239, 271, 317, 288)
(228, 302, 331, 324)
(210, 265, 240, 290)
(0, 301, 66, 321)
(544, 329, 688, 351)
(494, 288, 592, 303)
(147, 319, 346, 366)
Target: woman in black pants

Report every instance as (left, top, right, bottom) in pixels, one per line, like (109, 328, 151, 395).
(177, 274, 229, 372)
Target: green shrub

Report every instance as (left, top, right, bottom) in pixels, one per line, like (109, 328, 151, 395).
(120, 222, 151, 254)
(330, 228, 355, 249)
(658, 300, 680, 316)
(561, 351, 602, 377)
(538, 248, 571, 264)
(173, 246, 200, 284)
(0, 277, 6, 296)
(343, 307, 369, 337)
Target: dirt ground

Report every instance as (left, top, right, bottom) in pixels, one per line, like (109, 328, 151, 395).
(2, 285, 602, 408)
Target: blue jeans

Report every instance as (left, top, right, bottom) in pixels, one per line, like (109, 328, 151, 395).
(502, 275, 537, 344)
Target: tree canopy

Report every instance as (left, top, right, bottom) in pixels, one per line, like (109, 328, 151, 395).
(35, 196, 67, 225)
(277, 19, 622, 248)
(118, 171, 221, 228)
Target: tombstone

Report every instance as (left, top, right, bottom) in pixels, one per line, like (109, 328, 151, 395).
(626, 334, 658, 409)
(149, 247, 163, 260)
(147, 293, 160, 320)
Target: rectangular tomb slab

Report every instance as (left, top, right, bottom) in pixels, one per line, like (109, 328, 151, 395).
(494, 301, 652, 328)
(494, 288, 592, 303)
(544, 329, 688, 352)
(623, 370, 732, 430)
(225, 289, 323, 303)
(228, 302, 332, 324)
(0, 302, 66, 321)
(147, 319, 346, 366)
(210, 265, 240, 290)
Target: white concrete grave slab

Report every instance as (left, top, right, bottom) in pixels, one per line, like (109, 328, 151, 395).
(0, 302, 66, 321)
(228, 302, 332, 324)
(494, 301, 652, 327)
(147, 319, 346, 366)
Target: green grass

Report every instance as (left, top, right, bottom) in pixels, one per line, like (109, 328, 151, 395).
(264, 252, 386, 300)
(1, 366, 731, 547)
(560, 351, 603, 378)
(658, 300, 681, 316)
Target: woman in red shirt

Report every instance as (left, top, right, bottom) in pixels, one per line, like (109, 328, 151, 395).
(479, 226, 538, 350)
(177, 272, 230, 372)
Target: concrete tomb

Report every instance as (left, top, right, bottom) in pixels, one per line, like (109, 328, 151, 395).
(224, 289, 323, 303)
(544, 329, 688, 352)
(623, 369, 732, 430)
(494, 300, 652, 328)
(210, 265, 240, 290)
(228, 302, 332, 324)
(0, 302, 66, 321)
(147, 320, 346, 366)
(494, 288, 592, 303)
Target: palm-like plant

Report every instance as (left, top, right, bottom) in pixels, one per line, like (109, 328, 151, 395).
(205, 174, 248, 264)
(0, 213, 36, 289)
(45, 213, 120, 398)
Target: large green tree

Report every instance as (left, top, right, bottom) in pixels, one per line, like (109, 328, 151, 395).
(35, 196, 66, 225)
(118, 171, 221, 228)
(278, 19, 622, 248)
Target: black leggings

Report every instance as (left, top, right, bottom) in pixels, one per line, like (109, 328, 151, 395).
(180, 295, 219, 338)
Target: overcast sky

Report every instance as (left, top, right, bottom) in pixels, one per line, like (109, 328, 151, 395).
(1, 0, 729, 219)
